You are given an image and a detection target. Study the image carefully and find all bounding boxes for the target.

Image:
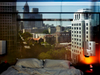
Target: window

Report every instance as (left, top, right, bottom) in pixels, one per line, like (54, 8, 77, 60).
(75, 15, 76, 19)
(85, 14, 88, 19)
(77, 27, 78, 29)
(77, 14, 78, 19)
(90, 43, 91, 45)
(72, 24, 73, 26)
(87, 36, 88, 38)
(79, 23, 81, 26)
(77, 35, 78, 37)
(79, 14, 80, 19)
(90, 47, 91, 50)
(74, 27, 76, 29)
(86, 23, 88, 26)
(77, 31, 78, 33)
(86, 31, 88, 34)
(79, 27, 81, 30)
(86, 27, 88, 30)
(79, 31, 81, 34)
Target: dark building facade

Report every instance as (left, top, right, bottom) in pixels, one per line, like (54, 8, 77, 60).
(53, 32, 71, 43)
(0, 2, 17, 51)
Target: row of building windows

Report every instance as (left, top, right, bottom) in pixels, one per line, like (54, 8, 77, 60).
(75, 14, 80, 20)
(72, 35, 81, 37)
(0, 3, 12, 6)
(72, 42, 81, 45)
(72, 49, 81, 54)
(72, 27, 81, 30)
(72, 31, 81, 34)
(72, 23, 81, 26)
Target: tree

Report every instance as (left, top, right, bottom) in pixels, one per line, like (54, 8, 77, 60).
(21, 32, 32, 39)
(38, 52, 53, 59)
(42, 30, 49, 34)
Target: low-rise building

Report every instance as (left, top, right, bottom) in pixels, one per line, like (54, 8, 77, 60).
(53, 32, 71, 43)
(43, 35, 56, 45)
(48, 26, 56, 34)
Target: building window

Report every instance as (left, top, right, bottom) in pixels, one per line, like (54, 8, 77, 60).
(79, 23, 81, 26)
(79, 14, 80, 19)
(75, 15, 76, 19)
(86, 31, 88, 34)
(74, 27, 76, 29)
(79, 27, 81, 30)
(86, 27, 88, 30)
(77, 35, 78, 37)
(87, 36, 88, 38)
(79, 31, 81, 34)
(72, 24, 73, 26)
(77, 14, 78, 19)
(86, 23, 88, 26)
(90, 43, 91, 45)
(77, 27, 78, 29)
(90, 47, 91, 50)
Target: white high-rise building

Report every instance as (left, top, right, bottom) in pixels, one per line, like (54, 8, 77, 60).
(71, 9, 95, 63)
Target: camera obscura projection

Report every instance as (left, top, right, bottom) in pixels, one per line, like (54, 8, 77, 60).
(84, 41, 95, 56)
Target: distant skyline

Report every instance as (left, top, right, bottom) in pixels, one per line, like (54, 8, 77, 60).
(17, 2, 99, 26)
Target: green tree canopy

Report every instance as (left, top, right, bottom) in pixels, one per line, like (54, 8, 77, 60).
(42, 30, 49, 34)
(21, 32, 32, 39)
(38, 52, 53, 59)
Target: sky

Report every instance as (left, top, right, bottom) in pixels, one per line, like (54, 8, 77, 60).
(16, 1, 99, 27)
